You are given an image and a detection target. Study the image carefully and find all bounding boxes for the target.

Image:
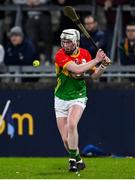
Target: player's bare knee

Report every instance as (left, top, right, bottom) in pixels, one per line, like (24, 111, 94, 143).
(67, 122, 77, 132)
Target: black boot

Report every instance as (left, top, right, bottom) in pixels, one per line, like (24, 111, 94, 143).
(76, 160, 86, 170)
(69, 159, 78, 172)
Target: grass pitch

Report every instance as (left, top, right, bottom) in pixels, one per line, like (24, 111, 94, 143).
(0, 157, 135, 179)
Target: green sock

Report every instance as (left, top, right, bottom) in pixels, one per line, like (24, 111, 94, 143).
(69, 149, 77, 159)
(76, 153, 81, 162)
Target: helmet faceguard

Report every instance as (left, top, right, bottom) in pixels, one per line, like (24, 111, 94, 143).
(60, 29, 80, 54)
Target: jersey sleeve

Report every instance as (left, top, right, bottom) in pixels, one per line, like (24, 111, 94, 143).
(55, 52, 73, 68)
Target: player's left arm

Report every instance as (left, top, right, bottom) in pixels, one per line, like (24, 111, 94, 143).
(91, 56, 111, 80)
(84, 49, 111, 79)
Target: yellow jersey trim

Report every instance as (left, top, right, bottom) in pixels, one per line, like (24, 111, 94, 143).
(55, 63, 60, 75)
(70, 49, 80, 58)
(63, 61, 73, 69)
(89, 66, 96, 74)
(91, 66, 96, 72)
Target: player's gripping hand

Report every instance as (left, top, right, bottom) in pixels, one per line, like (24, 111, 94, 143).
(102, 56, 112, 66)
(95, 49, 106, 63)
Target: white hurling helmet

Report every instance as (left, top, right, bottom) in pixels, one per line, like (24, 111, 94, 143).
(60, 29, 80, 45)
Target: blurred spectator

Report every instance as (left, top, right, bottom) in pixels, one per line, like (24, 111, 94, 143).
(0, 44, 5, 64)
(25, 0, 53, 65)
(53, 0, 90, 46)
(129, 0, 135, 6)
(80, 15, 107, 58)
(97, 0, 130, 27)
(96, 0, 131, 55)
(119, 22, 135, 65)
(4, 26, 39, 65)
(13, 0, 53, 65)
(0, 0, 6, 43)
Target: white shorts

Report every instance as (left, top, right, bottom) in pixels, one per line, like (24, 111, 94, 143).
(54, 96, 87, 118)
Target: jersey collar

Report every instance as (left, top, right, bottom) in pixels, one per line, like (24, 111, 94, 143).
(70, 48, 80, 58)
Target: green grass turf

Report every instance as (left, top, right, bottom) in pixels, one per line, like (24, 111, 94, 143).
(0, 157, 135, 179)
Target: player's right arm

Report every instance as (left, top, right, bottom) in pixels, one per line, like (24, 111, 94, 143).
(66, 49, 106, 74)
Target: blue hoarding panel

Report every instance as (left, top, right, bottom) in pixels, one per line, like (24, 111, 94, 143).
(0, 89, 135, 157)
